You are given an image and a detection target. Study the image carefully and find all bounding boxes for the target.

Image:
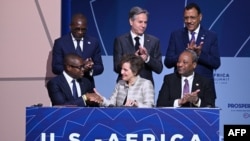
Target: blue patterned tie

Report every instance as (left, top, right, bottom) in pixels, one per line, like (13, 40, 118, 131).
(72, 80, 78, 99)
(190, 32, 195, 42)
(183, 79, 189, 95)
(190, 32, 196, 42)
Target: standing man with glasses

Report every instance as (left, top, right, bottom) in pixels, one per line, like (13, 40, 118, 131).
(164, 2, 220, 97)
(113, 6, 163, 85)
(52, 13, 104, 87)
(47, 53, 103, 107)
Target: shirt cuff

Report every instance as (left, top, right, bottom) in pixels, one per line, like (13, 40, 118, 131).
(145, 55, 150, 63)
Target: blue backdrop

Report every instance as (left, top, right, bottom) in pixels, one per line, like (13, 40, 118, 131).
(60, 0, 250, 139)
(61, 0, 250, 57)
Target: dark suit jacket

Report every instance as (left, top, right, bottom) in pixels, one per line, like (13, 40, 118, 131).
(52, 33, 104, 86)
(156, 72, 216, 107)
(46, 74, 94, 107)
(113, 32, 163, 85)
(164, 26, 221, 79)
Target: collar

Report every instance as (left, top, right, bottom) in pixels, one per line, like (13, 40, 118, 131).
(124, 75, 140, 87)
(181, 72, 194, 82)
(63, 71, 74, 84)
(130, 31, 144, 39)
(189, 24, 200, 35)
(71, 33, 83, 41)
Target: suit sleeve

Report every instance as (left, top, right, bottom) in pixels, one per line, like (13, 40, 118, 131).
(90, 40, 104, 76)
(113, 37, 123, 73)
(198, 32, 221, 70)
(199, 78, 216, 107)
(46, 79, 86, 107)
(146, 39, 163, 74)
(52, 39, 64, 75)
(164, 32, 179, 69)
(156, 75, 176, 107)
(138, 80, 155, 107)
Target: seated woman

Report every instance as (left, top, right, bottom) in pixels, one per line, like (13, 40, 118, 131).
(97, 54, 155, 107)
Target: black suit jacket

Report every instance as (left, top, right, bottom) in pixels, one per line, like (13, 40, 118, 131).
(46, 74, 94, 107)
(113, 32, 163, 85)
(52, 33, 104, 87)
(156, 72, 216, 107)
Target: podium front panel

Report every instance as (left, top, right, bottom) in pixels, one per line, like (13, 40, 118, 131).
(26, 107, 219, 141)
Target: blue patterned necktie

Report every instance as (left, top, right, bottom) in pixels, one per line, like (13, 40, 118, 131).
(183, 79, 189, 95)
(190, 32, 196, 42)
(72, 80, 78, 99)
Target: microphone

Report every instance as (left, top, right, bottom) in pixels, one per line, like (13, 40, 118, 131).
(108, 104, 115, 107)
(32, 103, 43, 107)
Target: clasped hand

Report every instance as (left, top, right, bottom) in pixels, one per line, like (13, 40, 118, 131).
(124, 99, 138, 107)
(85, 88, 103, 103)
(135, 46, 148, 61)
(186, 40, 203, 56)
(83, 58, 94, 71)
(179, 89, 200, 105)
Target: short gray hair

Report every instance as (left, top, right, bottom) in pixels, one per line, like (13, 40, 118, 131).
(184, 49, 199, 62)
(129, 6, 149, 20)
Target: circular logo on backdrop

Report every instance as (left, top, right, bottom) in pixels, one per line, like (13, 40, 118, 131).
(243, 113, 250, 119)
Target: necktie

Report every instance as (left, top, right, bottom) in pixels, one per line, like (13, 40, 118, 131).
(134, 36, 140, 51)
(183, 79, 189, 95)
(72, 80, 78, 99)
(190, 32, 196, 42)
(76, 40, 82, 56)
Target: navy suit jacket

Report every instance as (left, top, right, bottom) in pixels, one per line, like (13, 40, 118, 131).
(52, 33, 104, 86)
(156, 72, 216, 107)
(46, 74, 94, 107)
(164, 26, 221, 79)
(113, 32, 163, 85)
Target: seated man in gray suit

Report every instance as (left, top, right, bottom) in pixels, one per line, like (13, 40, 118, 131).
(157, 49, 216, 107)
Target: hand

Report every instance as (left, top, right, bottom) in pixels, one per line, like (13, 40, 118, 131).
(179, 89, 200, 105)
(185, 89, 200, 103)
(84, 58, 94, 71)
(124, 99, 138, 107)
(138, 47, 149, 61)
(187, 40, 203, 56)
(85, 89, 103, 103)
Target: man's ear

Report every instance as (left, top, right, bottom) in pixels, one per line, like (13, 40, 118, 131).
(193, 62, 197, 69)
(199, 14, 202, 21)
(129, 18, 133, 26)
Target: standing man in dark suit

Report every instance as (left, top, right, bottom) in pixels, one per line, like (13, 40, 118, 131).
(47, 53, 102, 107)
(52, 13, 104, 87)
(164, 3, 220, 96)
(113, 6, 163, 85)
(157, 49, 216, 107)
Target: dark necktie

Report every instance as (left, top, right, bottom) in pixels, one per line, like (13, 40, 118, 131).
(134, 36, 140, 51)
(72, 80, 78, 99)
(183, 79, 189, 95)
(190, 32, 196, 42)
(76, 40, 82, 56)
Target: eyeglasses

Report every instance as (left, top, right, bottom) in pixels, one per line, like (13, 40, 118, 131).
(69, 65, 85, 70)
(73, 27, 87, 32)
